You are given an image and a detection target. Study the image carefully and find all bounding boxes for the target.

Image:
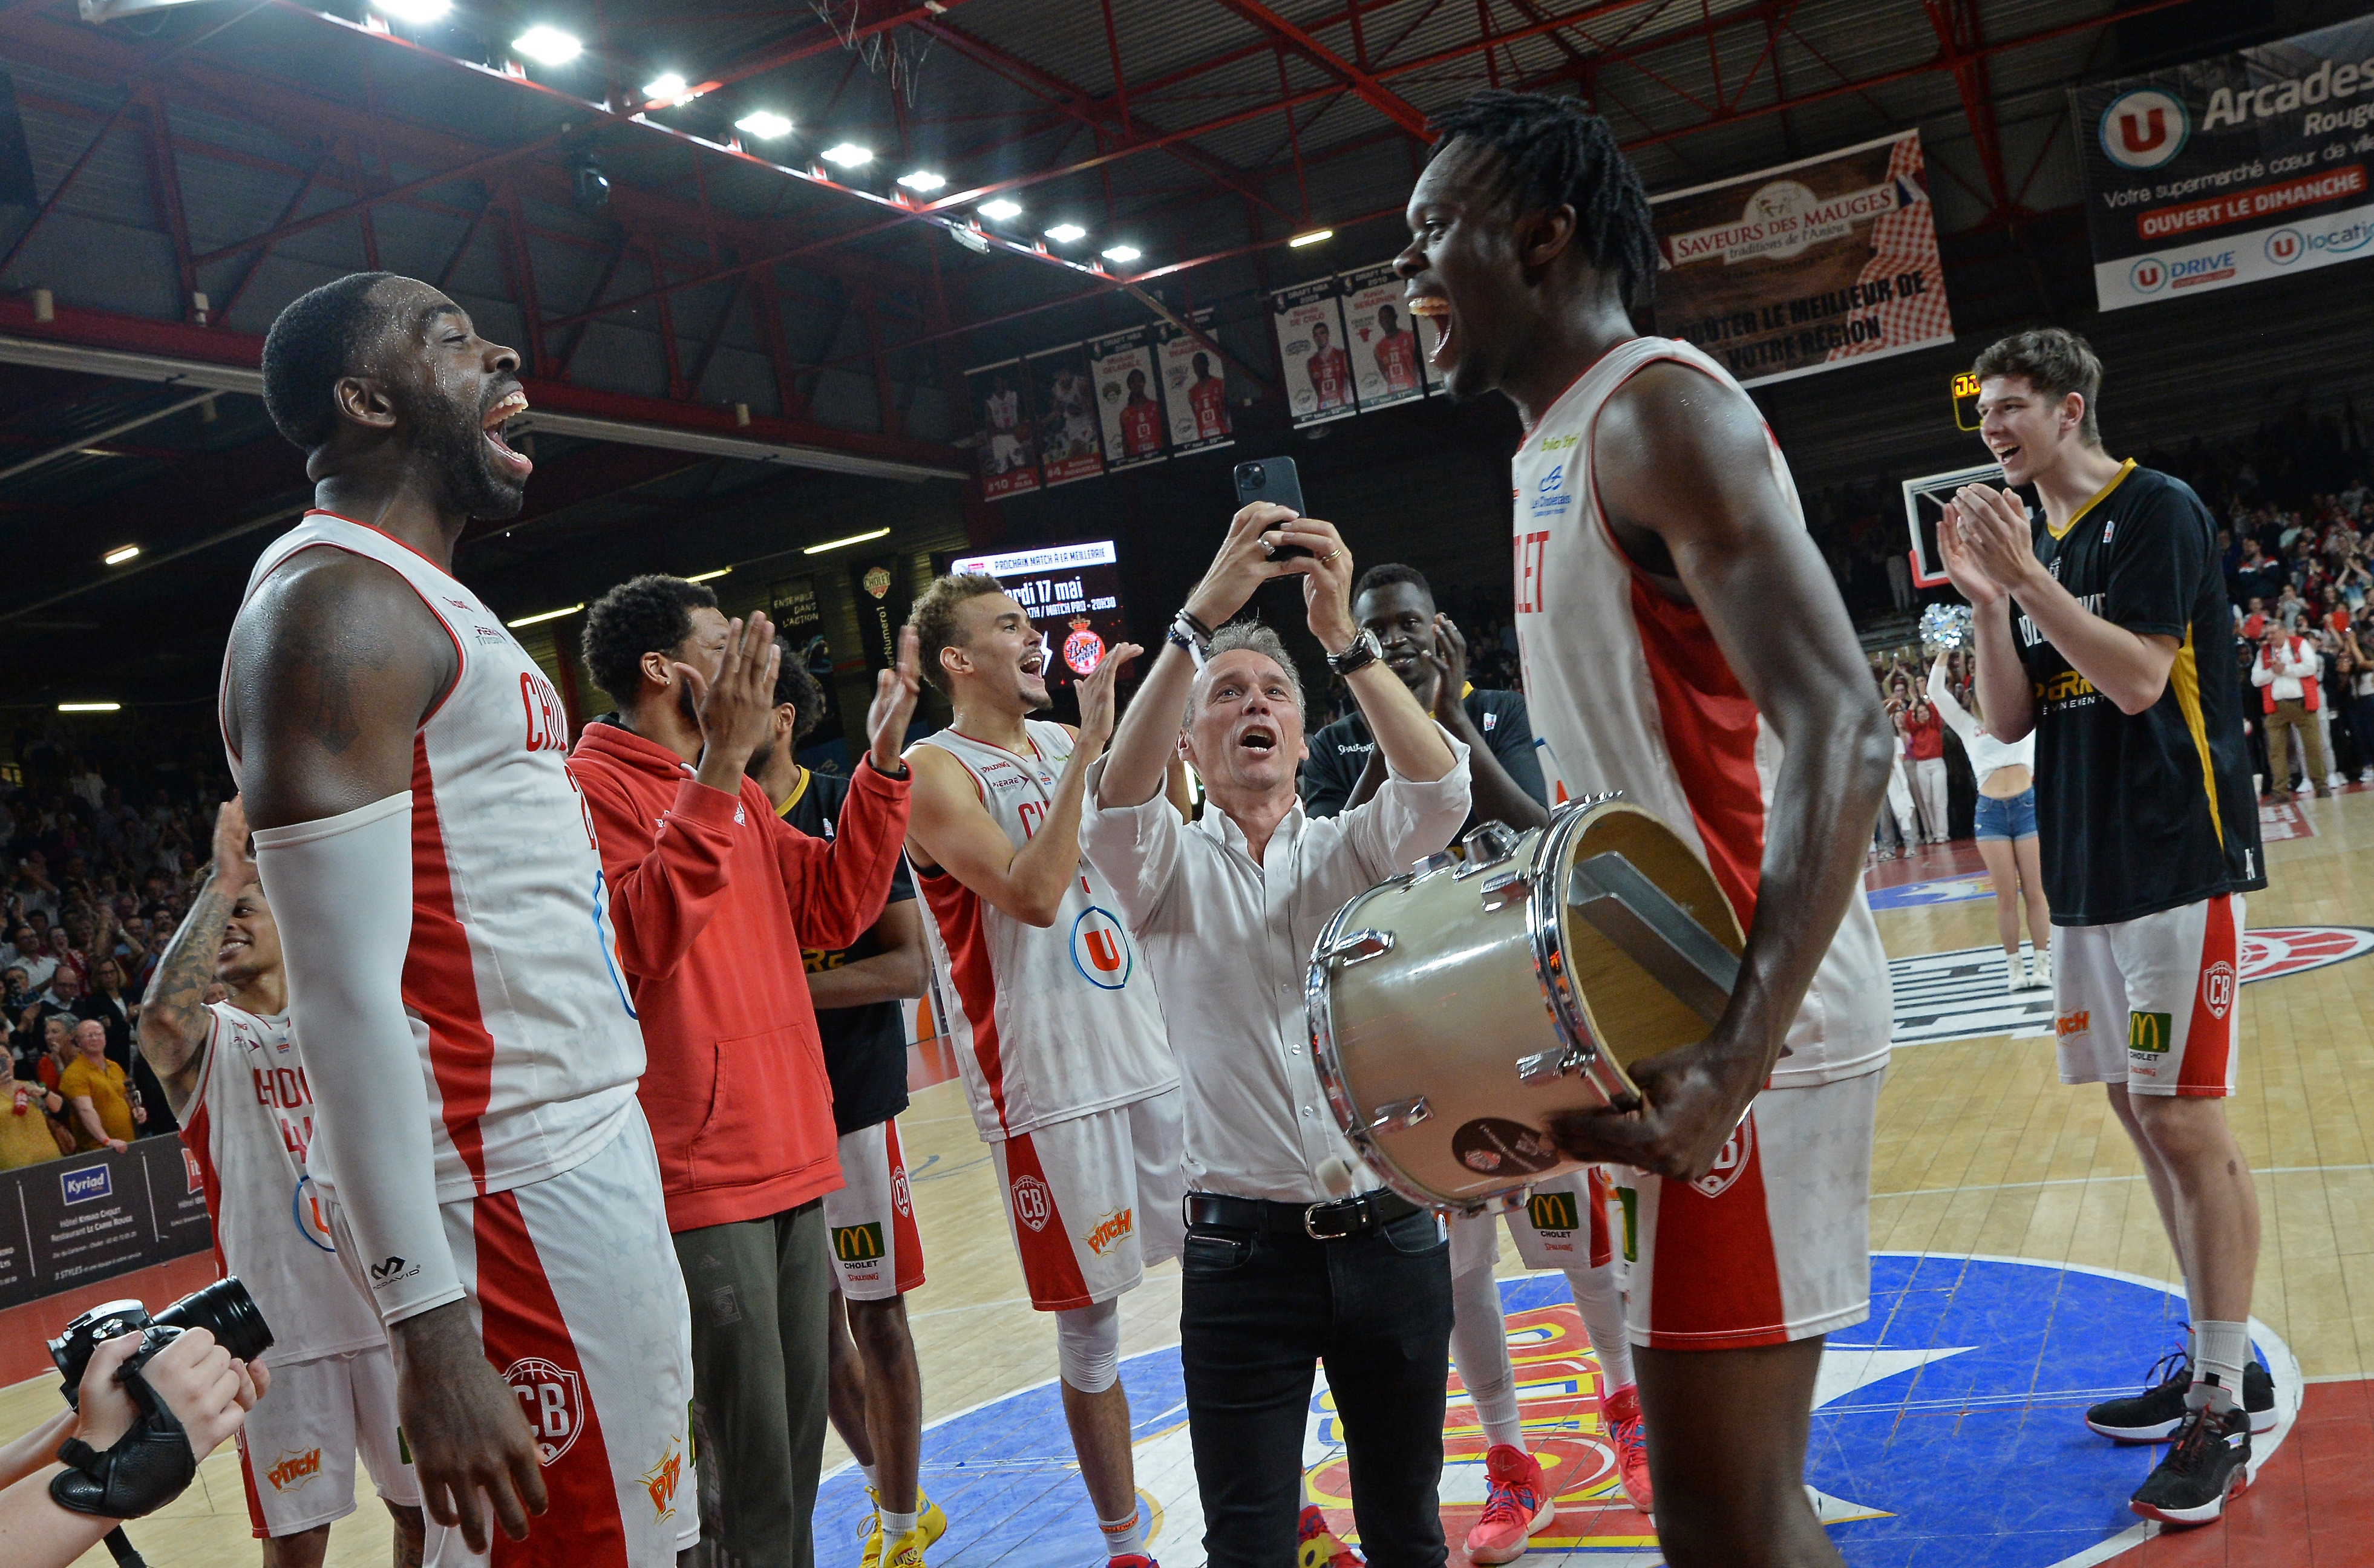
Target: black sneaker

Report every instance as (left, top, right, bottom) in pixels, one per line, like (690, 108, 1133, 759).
(2085, 1350, 2277, 1441)
(2130, 1405, 2252, 1526)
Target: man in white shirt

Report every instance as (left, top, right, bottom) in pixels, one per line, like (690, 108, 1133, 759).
(1082, 503, 1471, 1568)
(2251, 620, 2329, 799)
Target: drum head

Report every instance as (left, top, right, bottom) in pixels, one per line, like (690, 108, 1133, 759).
(1549, 803, 1745, 1074)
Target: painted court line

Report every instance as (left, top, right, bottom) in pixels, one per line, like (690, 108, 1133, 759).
(1874, 1161, 2374, 1200)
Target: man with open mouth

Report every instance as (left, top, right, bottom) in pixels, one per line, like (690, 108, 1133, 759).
(1394, 92, 1896, 1568)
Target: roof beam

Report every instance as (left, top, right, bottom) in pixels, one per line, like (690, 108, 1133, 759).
(1203, 0, 1431, 137)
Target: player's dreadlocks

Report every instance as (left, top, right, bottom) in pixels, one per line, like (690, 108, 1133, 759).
(1426, 91, 1659, 315)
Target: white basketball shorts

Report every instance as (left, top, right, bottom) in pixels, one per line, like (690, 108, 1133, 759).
(235, 1342, 420, 1538)
(990, 1088, 1186, 1312)
(2053, 893, 2244, 1099)
(823, 1118, 925, 1301)
(1447, 1166, 1615, 1280)
(1607, 1068, 1883, 1351)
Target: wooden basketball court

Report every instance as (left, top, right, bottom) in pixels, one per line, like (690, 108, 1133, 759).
(8, 791, 2370, 1568)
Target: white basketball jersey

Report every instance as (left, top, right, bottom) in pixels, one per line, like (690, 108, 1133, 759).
(1509, 337, 1891, 1088)
(227, 512, 644, 1201)
(185, 1003, 384, 1362)
(910, 720, 1177, 1141)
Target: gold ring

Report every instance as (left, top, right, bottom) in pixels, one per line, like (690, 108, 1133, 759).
(1323, 548, 1341, 564)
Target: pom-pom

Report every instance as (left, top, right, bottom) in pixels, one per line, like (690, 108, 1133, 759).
(1920, 603, 1973, 649)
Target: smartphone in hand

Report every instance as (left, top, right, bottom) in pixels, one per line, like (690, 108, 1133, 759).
(1233, 458, 1311, 559)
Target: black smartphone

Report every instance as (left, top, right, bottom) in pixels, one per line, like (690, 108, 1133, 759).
(1232, 457, 1312, 559)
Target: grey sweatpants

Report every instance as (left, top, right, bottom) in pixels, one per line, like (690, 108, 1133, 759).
(673, 1199, 832, 1568)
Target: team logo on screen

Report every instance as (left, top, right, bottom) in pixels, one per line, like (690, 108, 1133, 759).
(504, 1357, 586, 1465)
(1070, 906, 1134, 989)
(1063, 616, 1105, 676)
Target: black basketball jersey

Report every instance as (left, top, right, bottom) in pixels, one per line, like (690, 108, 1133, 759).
(2012, 460, 2264, 925)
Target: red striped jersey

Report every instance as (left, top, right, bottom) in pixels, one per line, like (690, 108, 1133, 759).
(226, 512, 645, 1200)
(909, 721, 1176, 1141)
(1509, 337, 1890, 1088)
(182, 1003, 384, 1361)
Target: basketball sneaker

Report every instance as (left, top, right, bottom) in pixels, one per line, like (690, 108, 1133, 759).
(2129, 1405, 2252, 1525)
(1464, 1445, 1556, 1564)
(1604, 1383, 1653, 1517)
(1107, 1556, 1160, 1568)
(860, 1489, 949, 1568)
(2085, 1349, 2275, 1441)
(1297, 1504, 1362, 1567)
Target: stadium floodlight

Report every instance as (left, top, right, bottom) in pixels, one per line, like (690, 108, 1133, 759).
(1289, 227, 1334, 247)
(642, 73, 690, 103)
(57, 702, 120, 713)
(735, 110, 794, 140)
(507, 603, 585, 628)
(978, 198, 1022, 221)
(1100, 244, 1140, 264)
(686, 567, 731, 583)
(897, 169, 947, 192)
(820, 143, 873, 167)
(803, 528, 891, 555)
(369, 0, 452, 22)
(511, 25, 581, 65)
(103, 544, 141, 566)
(1044, 223, 1086, 244)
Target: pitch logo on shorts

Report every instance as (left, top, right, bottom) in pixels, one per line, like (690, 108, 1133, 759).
(505, 1357, 586, 1465)
(1083, 1207, 1134, 1256)
(1012, 1174, 1053, 1233)
(266, 1447, 323, 1492)
(641, 1437, 684, 1523)
(1690, 1114, 1755, 1199)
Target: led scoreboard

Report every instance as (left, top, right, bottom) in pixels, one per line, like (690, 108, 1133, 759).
(949, 539, 1130, 704)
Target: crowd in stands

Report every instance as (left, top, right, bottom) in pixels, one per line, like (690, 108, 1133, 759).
(2, 727, 227, 1169)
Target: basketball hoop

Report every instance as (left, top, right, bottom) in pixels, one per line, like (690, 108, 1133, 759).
(811, 0, 935, 106)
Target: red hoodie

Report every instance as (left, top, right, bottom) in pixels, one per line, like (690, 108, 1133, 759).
(567, 721, 911, 1231)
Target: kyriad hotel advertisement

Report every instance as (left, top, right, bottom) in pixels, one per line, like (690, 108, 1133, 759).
(2073, 15, 2374, 310)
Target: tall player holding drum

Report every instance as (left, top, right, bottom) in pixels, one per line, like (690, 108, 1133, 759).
(1395, 92, 1895, 1568)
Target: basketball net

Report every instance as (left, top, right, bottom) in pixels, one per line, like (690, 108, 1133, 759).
(810, 0, 934, 106)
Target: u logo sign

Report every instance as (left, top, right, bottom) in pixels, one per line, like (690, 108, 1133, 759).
(1070, 906, 1134, 990)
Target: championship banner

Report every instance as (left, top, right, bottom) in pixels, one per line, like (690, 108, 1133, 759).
(1028, 344, 1105, 487)
(2072, 16, 2374, 311)
(1652, 129, 1953, 387)
(1272, 279, 1358, 427)
(1085, 327, 1167, 472)
(966, 359, 1038, 501)
(948, 540, 1127, 707)
(768, 574, 844, 742)
(1339, 264, 1425, 411)
(1156, 309, 1233, 454)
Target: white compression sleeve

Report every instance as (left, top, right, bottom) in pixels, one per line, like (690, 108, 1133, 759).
(253, 793, 465, 1327)
(1566, 1258, 1635, 1388)
(1448, 1264, 1525, 1452)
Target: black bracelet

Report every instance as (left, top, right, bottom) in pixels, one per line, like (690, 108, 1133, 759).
(1177, 607, 1215, 640)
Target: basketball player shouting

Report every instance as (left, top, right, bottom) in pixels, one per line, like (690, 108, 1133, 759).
(1943, 330, 2271, 1526)
(1396, 92, 1895, 1567)
(223, 273, 694, 1566)
(139, 797, 427, 1568)
(900, 578, 1179, 1568)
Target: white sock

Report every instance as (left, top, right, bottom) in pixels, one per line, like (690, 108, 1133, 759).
(2191, 1319, 2251, 1414)
(861, 1462, 880, 1495)
(1565, 1261, 1634, 1390)
(881, 1506, 920, 1541)
(1099, 1507, 1146, 1558)
(1450, 1267, 1527, 1451)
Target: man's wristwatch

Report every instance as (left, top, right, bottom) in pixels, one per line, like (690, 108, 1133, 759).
(1326, 629, 1384, 677)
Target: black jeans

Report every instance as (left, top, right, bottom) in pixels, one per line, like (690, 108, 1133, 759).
(1178, 1200, 1456, 1568)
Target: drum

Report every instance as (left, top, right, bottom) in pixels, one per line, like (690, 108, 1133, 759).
(1305, 795, 1746, 1212)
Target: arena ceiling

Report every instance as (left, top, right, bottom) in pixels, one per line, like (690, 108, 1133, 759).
(0, 0, 2358, 705)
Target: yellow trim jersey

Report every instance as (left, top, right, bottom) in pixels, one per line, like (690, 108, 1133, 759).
(2012, 463, 2264, 924)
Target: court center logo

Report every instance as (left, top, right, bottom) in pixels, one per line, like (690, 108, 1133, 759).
(1011, 1173, 1053, 1233)
(503, 1357, 586, 1466)
(1070, 905, 1134, 989)
(2100, 88, 2188, 170)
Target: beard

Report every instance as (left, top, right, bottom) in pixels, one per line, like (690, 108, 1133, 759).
(391, 381, 526, 520)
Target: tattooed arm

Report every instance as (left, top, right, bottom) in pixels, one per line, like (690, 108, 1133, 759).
(136, 799, 255, 1120)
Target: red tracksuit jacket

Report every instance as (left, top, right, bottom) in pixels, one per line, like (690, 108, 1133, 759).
(567, 720, 911, 1231)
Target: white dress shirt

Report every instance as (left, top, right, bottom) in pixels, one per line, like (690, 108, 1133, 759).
(1080, 736, 1471, 1205)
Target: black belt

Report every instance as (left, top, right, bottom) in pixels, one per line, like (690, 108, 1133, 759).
(1183, 1188, 1423, 1243)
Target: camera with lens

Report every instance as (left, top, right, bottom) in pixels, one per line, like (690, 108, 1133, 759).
(48, 1276, 275, 1408)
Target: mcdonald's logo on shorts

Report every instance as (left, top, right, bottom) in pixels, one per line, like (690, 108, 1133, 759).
(2128, 1011, 2173, 1054)
(1526, 1191, 1580, 1235)
(833, 1222, 886, 1263)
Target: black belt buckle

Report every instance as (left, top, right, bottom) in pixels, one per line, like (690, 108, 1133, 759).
(1302, 1197, 1366, 1241)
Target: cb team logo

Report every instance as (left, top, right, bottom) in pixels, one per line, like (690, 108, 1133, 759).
(1070, 906, 1134, 989)
(504, 1357, 586, 1466)
(1690, 1112, 1755, 1199)
(1011, 1174, 1053, 1233)
(2202, 958, 2237, 1019)
(2099, 87, 2188, 170)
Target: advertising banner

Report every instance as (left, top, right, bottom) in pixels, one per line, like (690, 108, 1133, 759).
(767, 574, 844, 743)
(1652, 129, 1954, 387)
(1085, 327, 1168, 472)
(948, 540, 1127, 707)
(1028, 344, 1105, 487)
(1272, 279, 1358, 427)
(1156, 310, 1233, 454)
(1339, 264, 1425, 411)
(853, 555, 907, 678)
(2071, 16, 2374, 310)
(0, 1137, 214, 1312)
(966, 359, 1038, 501)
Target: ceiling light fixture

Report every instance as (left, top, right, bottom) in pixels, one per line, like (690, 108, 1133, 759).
(735, 109, 793, 140)
(897, 169, 947, 192)
(1289, 227, 1334, 247)
(102, 544, 140, 566)
(820, 143, 873, 167)
(511, 25, 581, 65)
(57, 702, 120, 713)
(369, 0, 451, 22)
(686, 567, 731, 583)
(642, 73, 689, 103)
(1044, 223, 1086, 243)
(506, 603, 585, 628)
(803, 528, 891, 555)
(978, 198, 1022, 222)
(1100, 244, 1141, 264)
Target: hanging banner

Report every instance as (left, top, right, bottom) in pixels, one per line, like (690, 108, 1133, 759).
(948, 540, 1128, 710)
(967, 359, 1039, 502)
(1156, 309, 1234, 454)
(768, 574, 845, 742)
(1028, 344, 1105, 487)
(1272, 279, 1358, 427)
(854, 555, 906, 677)
(1086, 327, 1167, 472)
(2071, 16, 2374, 311)
(1339, 264, 1425, 411)
(1652, 129, 1954, 388)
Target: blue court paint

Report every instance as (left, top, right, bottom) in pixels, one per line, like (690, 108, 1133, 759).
(1866, 873, 1998, 910)
(820, 1253, 2298, 1567)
